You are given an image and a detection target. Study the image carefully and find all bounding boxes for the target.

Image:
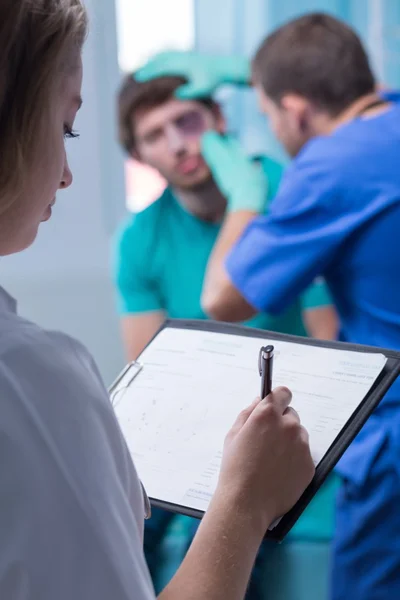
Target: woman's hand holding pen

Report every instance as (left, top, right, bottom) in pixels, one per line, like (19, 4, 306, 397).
(163, 387, 312, 600)
(215, 387, 315, 537)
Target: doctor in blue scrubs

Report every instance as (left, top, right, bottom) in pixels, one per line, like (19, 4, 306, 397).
(137, 12, 400, 600)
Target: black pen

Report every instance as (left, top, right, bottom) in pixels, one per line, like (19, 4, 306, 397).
(258, 345, 274, 398)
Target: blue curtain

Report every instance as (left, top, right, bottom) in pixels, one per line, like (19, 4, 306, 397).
(194, 0, 400, 160)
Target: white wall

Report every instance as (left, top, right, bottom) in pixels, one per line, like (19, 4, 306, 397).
(116, 0, 194, 72)
(1, 0, 127, 385)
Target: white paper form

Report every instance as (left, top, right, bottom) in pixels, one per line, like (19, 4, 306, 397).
(114, 327, 387, 513)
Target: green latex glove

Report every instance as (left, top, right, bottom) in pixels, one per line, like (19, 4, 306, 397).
(136, 51, 250, 99)
(201, 131, 268, 213)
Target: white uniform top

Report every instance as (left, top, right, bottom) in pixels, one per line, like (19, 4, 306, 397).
(0, 287, 155, 599)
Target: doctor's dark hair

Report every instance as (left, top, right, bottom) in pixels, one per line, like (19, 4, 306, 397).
(118, 74, 217, 155)
(252, 13, 376, 116)
(0, 0, 87, 214)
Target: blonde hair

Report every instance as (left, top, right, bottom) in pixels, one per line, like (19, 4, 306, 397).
(0, 0, 87, 214)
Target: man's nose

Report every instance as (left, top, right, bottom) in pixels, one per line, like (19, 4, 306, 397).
(164, 124, 186, 153)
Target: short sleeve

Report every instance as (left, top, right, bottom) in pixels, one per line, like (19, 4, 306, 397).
(112, 214, 163, 315)
(0, 330, 155, 599)
(226, 152, 353, 314)
(301, 278, 333, 310)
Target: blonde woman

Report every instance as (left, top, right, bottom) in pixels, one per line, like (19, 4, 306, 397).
(0, 2, 314, 599)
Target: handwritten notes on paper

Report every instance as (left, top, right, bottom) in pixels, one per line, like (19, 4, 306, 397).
(114, 327, 386, 513)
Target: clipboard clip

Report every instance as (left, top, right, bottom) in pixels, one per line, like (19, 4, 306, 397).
(141, 481, 152, 520)
(109, 362, 151, 520)
(109, 361, 143, 407)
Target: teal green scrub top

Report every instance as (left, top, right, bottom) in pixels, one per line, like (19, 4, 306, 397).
(113, 156, 331, 337)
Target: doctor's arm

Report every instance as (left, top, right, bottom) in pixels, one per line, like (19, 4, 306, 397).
(201, 210, 259, 321)
(204, 157, 348, 323)
(199, 132, 270, 321)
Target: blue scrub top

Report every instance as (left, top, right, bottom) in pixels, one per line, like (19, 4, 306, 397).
(227, 92, 400, 483)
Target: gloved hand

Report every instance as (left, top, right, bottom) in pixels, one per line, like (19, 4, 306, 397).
(136, 51, 250, 99)
(201, 131, 268, 214)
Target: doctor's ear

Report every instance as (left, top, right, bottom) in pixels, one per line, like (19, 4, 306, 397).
(281, 94, 311, 130)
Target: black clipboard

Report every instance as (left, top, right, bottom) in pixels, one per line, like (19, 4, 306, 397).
(111, 318, 400, 542)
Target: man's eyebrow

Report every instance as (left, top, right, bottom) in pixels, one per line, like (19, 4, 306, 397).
(74, 96, 83, 110)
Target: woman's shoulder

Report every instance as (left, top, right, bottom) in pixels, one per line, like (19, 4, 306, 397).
(0, 308, 153, 597)
(0, 307, 102, 392)
(0, 292, 148, 546)
(0, 286, 117, 469)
